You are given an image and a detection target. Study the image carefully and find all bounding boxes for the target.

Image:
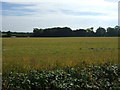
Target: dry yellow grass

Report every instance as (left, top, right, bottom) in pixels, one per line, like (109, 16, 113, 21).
(2, 37, 119, 73)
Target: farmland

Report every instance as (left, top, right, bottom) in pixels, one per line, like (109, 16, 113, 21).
(2, 37, 119, 74)
(2, 37, 120, 89)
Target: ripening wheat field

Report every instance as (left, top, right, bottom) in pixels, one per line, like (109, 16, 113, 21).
(2, 37, 119, 74)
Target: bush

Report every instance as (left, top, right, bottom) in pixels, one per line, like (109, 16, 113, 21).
(2, 63, 120, 90)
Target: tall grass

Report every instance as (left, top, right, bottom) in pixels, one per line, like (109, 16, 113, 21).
(2, 37, 119, 74)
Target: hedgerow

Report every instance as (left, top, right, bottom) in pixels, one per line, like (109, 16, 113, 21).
(2, 63, 120, 90)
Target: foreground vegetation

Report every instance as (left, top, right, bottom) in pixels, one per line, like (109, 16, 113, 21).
(3, 37, 119, 74)
(2, 63, 120, 90)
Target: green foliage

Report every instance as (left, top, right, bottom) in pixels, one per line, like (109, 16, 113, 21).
(6, 31, 12, 37)
(2, 63, 120, 90)
(96, 27, 106, 37)
(2, 26, 120, 37)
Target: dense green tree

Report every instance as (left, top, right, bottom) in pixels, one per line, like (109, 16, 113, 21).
(33, 28, 43, 37)
(73, 29, 86, 37)
(114, 26, 120, 36)
(96, 27, 106, 37)
(2, 26, 120, 37)
(6, 31, 12, 37)
(107, 26, 120, 36)
(107, 27, 115, 36)
(86, 27, 95, 37)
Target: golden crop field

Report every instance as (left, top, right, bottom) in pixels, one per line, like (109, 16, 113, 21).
(2, 37, 119, 74)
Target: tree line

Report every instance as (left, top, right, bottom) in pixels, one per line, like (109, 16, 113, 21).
(2, 26, 120, 37)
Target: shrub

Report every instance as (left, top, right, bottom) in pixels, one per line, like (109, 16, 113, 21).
(2, 63, 120, 90)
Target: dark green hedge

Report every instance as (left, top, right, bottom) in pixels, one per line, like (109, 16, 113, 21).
(2, 63, 120, 90)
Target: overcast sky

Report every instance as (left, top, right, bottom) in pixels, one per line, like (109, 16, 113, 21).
(1, 0, 119, 32)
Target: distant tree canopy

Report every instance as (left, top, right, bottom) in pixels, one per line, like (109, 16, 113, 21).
(2, 26, 120, 37)
(107, 26, 120, 36)
(96, 27, 106, 37)
(33, 27, 72, 37)
(32, 26, 120, 37)
(6, 31, 12, 37)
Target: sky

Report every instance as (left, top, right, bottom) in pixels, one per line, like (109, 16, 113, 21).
(1, 0, 119, 32)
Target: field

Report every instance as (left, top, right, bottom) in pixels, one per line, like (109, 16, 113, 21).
(2, 37, 120, 89)
(2, 37, 119, 74)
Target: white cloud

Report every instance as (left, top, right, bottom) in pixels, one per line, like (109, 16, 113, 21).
(2, 0, 103, 3)
(1, 0, 118, 32)
(2, 14, 117, 32)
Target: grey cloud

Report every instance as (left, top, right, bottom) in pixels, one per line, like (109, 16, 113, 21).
(60, 9, 106, 16)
